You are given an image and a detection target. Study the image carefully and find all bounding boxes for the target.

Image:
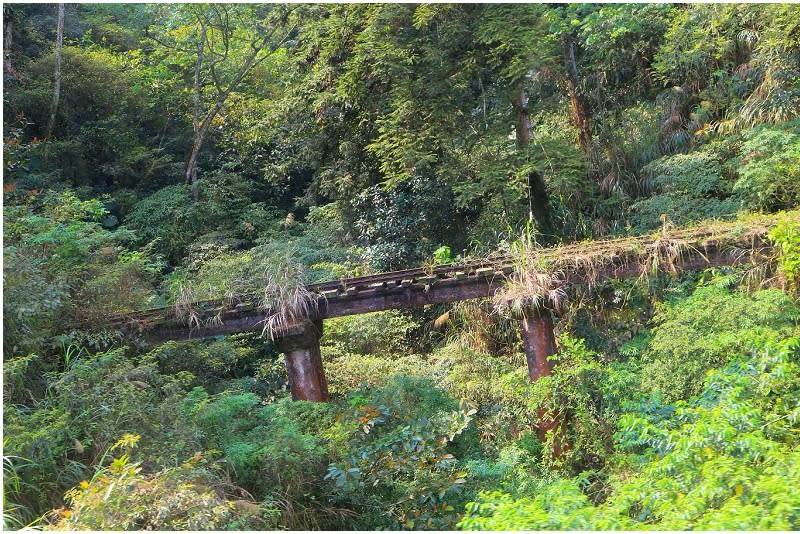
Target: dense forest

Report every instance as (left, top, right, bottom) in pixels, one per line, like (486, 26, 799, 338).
(3, 3, 800, 530)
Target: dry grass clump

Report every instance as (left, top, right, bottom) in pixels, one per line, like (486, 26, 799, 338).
(173, 283, 204, 331)
(256, 261, 319, 340)
(167, 248, 319, 339)
(493, 268, 567, 318)
(446, 300, 521, 356)
(492, 233, 567, 319)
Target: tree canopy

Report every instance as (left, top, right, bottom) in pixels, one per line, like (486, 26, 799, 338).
(3, 3, 800, 531)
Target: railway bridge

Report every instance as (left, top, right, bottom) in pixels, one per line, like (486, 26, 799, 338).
(102, 216, 784, 403)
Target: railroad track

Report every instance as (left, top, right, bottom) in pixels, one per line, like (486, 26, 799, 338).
(88, 211, 796, 340)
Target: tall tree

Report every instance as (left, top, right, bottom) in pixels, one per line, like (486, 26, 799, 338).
(44, 2, 64, 146)
(183, 5, 294, 196)
(148, 4, 295, 196)
(561, 33, 592, 154)
(478, 4, 557, 237)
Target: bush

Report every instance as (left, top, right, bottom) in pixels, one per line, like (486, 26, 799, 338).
(324, 353, 432, 396)
(638, 284, 799, 402)
(733, 120, 800, 211)
(323, 310, 420, 355)
(145, 339, 262, 389)
(492, 336, 640, 472)
(3, 191, 159, 362)
(181, 392, 343, 528)
(3, 346, 197, 517)
(123, 185, 211, 265)
(49, 441, 268, 531)
(436, 345, 517, 411)
(629, 150, 740, 233)
(770, 216, 800, 294)
(352, 178, 462, 271)
(325, 376, 475, 529)
(461, 337, 800, 530)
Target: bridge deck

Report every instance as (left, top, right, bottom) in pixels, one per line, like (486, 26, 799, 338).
(100, 213, 793, 342)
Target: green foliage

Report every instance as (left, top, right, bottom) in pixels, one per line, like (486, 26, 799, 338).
(182, 391, 341, 528)
(325, 354, 432, 397)
(461, 337, 800, 530)
(3, 449, 39, 530)
(770, 216, 800, 294)
(487, 336, 640, 473)
(639, 285, 799, 402)
(433, 245, 453, 265)
(6, 47, 175, 191)
(733, 120, 800, 211)
(5, 4, 800, 531)
(630, 148, 740, 232)
(326, 376, 475, 529)
(3, 190, 159, 361)
(50, 437, 267, 531)
(323, 311, 420, 356)
(145, 339, 261, 390)
(4, 348, 160, 515)
(354, 179, 463, 270)
(652, 5, 744, 91)
(123, 184, 233, 265)
(436, 346, 517, 415)
(531, 336, 640, 470)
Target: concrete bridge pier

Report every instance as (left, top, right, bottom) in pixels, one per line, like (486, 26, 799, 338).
(520, 307, 556, 381)
(274, 319, 329, 402)
(520, 307, 563, 449)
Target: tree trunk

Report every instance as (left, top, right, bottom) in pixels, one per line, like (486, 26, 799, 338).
(186, 30, 205, 200)
(3, 17, 17, 79)
(512, 80, 553, 239)
(561, 34, 591, 154)
(512, 81, 532, 147)
(183, 21, 268, 200)
(185, 96, 225, 200)
(185, 138, 202, 200)
(44, 2, 65, 151)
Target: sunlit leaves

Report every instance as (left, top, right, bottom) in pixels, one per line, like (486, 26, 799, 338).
(462, 337, 800, 530)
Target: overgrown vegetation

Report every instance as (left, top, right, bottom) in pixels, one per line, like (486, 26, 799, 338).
(4, 3, 800, 531)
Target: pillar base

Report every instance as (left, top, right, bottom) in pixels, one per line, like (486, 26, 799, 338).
(274, 320, 329, 402)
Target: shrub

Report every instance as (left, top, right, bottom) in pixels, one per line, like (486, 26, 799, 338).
(639, 284, 799, 402)
(629, 150, 740, 233)
(770, 216, 800, 294)
(49, 443, 268, 531)
(182, 392, 343, 528)
(144, 339, 262, 389)
(492, 335, 641, 472)
(3, 346, 206, 517)
(5, 47, 172, 191)
(323, 310, 420, 355)
(324, 352, 432, 396)
(436, 345, 517, 411)
(123, 185, 210, 265)
(3, 191, 159, 360)
(326, 376, 475, 529)
(733, 120, 800, 211)
(461, 337, 800, 530)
